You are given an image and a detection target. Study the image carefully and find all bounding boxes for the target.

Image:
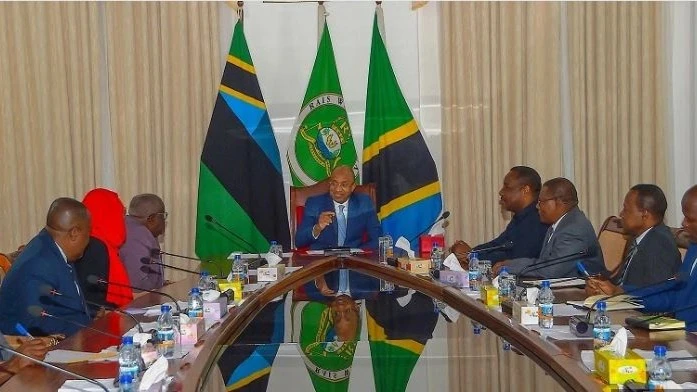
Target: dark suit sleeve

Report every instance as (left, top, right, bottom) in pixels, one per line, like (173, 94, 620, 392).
(505, 230, 587, 278)
(295, 197, 322, 248)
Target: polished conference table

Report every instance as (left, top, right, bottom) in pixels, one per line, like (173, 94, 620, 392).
(2, 254, 697, 391)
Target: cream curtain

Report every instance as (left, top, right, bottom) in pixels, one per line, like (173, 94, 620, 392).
(567, 2, 667, 228)
(105, 2, 220, 281)
(0, 2, 103, 250)
(0, 2, 221, 283)
(440, 2, 563, 247)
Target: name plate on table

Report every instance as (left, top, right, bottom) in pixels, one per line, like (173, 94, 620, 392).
(397, 258, 431, 275)
(439, 270, 469, 289)
(258, 264, 286, 282)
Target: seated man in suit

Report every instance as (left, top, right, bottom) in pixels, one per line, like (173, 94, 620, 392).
(296, 165, 381, 250)
(296, 165, 381, 296)
(0, 198, 92, 336)
(492, 177, 605, 278)
(586, 184, 682, 295)
(636, 185, 697, 331)
(450, 166, 549, 266)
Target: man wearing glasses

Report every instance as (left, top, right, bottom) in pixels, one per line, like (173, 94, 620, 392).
(120, 194, 168, 290)
(492, 177, 606, 278)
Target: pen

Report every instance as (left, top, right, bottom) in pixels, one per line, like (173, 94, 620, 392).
(576, 261, 590, 278)
(15, 322, 34, 339)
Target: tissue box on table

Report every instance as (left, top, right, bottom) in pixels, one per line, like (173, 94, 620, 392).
(512, 301, 539, 325)
(180, 317, 206, 345)
(218, 280, 244, 301)
(257, 264, 286, 282)
(480, 285, 500, 307)
(203, 297, 228, 322)
(439, 270, 469, 289)
(397, 258, 431, 275)
(594, 349, 646, 385)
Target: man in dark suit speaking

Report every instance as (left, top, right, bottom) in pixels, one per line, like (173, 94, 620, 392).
(296, 165, 381, 251)
(493, 177, 606, 278)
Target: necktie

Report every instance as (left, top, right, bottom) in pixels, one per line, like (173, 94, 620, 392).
(337, 204, 347, 247)
(614, 239, 638, 285)
(545, 226, 554, 244)
(68, 265, 91, 318)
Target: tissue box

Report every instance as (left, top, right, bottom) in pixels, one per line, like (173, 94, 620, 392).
(397, 258, 431, 275)
(594, 349, 647, 385)
(218, 280, 244, 301)
(180, 317, 206, 345)
(512, 301, 539, 325)
(480, 285, 500, 307)
(439, 270, 469, 288)
(257, 264, 286, 282)
(203, 298, 228, 322)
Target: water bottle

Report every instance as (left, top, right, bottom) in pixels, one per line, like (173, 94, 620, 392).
(187, 288, 203, 318)
(501, 338, 512, 351)
(378, 235, 393, 264)
(198, 271, 211, 291)
(592, 300, 612, 348)
(119, 373, 134, 392)
(231, 254, 245, 283)
(648, 345, 672, 390)
(498, 267, 512, 302)
(430, 244, 443, 271)
(537, 280, 554, 329)
(157, 304, 176, 358)
(468, 252, 481, 292)
(118, 336, 140, 382)
(269, 241, 283, 258)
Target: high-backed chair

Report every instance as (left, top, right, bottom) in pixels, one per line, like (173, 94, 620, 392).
(596, 216, 630, 276)
(289, 179, 377, 248)
(0, 253, 12, 288)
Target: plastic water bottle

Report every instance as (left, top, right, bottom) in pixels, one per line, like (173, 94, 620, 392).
(118, 336, 140, 383)
(537, 280, 554, 329)
(187, 288, 203, 318)
(269, 241, 283, 258)
(231, 254, 245, 282)
(198, 271, 211, 291)
(498, 267, 512, 302)
(157, 304, 176, 358)
(430, 244, 443, 271)
(468, 252, 481, 292)
(593, 300, 612, 348)
(648, 345, 672, 390)
(119, 373, 134, 392)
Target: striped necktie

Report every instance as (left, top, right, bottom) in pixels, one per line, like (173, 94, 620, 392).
(337, 204, 347, 247)
(613, 239, 638, 285)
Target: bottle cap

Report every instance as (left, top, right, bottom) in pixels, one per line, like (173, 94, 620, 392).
(119, 374, 133, 385)
(541, 280, 550, 288)
(500, 267, 508, 274)
(160, 304, 172, 312)
(654, 345, 667, 357)
(191, 288, 200, 294)
(596, 301, 606, 311)
(122, 335, 133, 345)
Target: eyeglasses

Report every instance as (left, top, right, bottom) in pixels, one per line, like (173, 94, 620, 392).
(130, 212, 168, 221)
(537, 197, 558, 206)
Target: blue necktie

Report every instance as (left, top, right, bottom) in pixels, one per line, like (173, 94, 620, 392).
(337, 204, 347, 246)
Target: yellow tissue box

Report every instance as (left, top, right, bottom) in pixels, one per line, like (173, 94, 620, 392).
(217, 279, 244, 301)
(480, 285, 500, 307)
(594, 349, 646, 385)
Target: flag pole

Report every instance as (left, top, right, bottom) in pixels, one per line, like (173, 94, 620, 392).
(317, 1, 326, 45)
(237, 1, 244, 23)
(375, 1, 386, 42)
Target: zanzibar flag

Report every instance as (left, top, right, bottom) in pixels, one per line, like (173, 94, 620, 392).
(362, 13, 442, 246)
(286, 21, 359, 186)
(196, 20, 290, 260)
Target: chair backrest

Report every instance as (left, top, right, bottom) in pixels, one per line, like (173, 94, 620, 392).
(0, 254, 11, 274)
(670, 227, 691, 260)
(596, 216, 629, 275)
(289, 179, 377, 248)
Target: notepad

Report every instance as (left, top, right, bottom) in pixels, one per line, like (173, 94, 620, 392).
(566, 294, 644, 311)
(625, 315, 686, 331)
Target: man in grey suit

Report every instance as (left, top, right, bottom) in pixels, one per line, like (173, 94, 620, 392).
(586, 184, 681, 295)
(492, 177, 606, 278)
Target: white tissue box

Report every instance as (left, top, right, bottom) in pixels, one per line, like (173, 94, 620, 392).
(439, 270, 469, 288)
(257, 264, 285, 282)
(512, 301, 539, 325)
(180, 317, 206, 345)
(203, 298, 228, 322)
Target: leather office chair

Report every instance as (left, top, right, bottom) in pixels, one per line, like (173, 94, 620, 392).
(596, 216, 629, 276)
(289, 179, 376, 248)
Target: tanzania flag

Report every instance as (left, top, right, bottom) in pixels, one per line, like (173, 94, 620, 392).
(195, 20, 290, 260)
(286, 20, 359, 186)
(362, 12, 442, 246)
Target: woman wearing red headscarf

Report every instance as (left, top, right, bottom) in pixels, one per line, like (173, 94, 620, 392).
(76, 188, 133, 307)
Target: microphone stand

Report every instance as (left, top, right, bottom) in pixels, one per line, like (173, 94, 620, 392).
(92, 278, 183, 315)
(84, 300, 144, 333)
(36, 311, 122, 339)
(0, 344, 110, 392)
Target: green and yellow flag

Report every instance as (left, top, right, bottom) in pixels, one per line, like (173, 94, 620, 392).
(286, 17, 359, 186)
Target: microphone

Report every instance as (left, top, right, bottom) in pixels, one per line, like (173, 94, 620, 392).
(407, 211, 450, 244)
(472, 241, 514, 255)
(0, 343, 110, 392)
(140, 257, 205, 276)
(86, 275, 183, 314)
(27, 306, 121, 339)
(204, 214, 260, 255)
(38, 284, 144, 334)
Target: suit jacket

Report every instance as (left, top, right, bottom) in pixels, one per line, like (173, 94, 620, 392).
(639, 243, 697, 331)
(613, 224, 682, 287)
(295, 192, 381, 251)
(74, 237, 110, 314)
(0, 229, 92, 336)
(503, 207, 606, 278)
